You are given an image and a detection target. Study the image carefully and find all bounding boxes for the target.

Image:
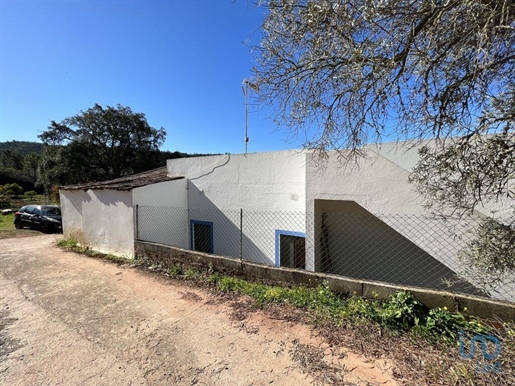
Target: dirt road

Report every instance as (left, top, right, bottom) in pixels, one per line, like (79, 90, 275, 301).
(0, 235, 397, 385)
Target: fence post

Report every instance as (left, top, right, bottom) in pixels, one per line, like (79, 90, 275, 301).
(135, 204, 139, 241)
(240, 208, 243, 261)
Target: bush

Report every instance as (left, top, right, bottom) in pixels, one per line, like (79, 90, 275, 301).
(24, 190, 37, 199)
(0, 183, 24, 196)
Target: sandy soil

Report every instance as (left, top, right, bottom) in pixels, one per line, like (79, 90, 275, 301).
(0, 235, 398, 385)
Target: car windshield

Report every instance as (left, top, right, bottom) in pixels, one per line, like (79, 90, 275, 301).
(42, 207, 61, 216)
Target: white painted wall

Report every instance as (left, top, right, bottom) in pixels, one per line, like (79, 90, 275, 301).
(133, 179, 189, 248)
(168, 151, 306, 212)
(373, 140, 511, 219)
(304, 145, 515, 301)
(60, 190, 89, 237)
(305, 148, 427, 271)
(82, 190, 134, 257)
(60, 189, 135, 258)
(307, 148, 426, 216)
(133, 178, 187, 207)
(167, 151, 306, 265)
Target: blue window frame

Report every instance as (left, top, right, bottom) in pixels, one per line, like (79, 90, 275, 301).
(190, 220, 214, 254)
(275, 230, 306, 268)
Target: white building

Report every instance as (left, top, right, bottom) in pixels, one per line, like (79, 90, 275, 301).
(60, 167, 184, 257)
(60, 142, 512, 299)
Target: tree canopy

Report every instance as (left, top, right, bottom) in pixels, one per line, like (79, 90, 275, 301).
(38, 104, 167, 191)
(254, 0, 515, 287)
(0, 147, 42, 192)
(254, 0, 514, 153)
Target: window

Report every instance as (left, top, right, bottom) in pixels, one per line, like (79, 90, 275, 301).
(190, 220, 213, 254)
(25, 206, 36, 214)
(275, 230, 306, 269)
(42, 207, 61, 216)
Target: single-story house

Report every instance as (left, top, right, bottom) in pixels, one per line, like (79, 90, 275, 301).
(60, 141, 513, 300)
(60, 167, 184, 257)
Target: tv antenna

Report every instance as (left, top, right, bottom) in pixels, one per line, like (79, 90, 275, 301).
(242, 79, 259, 154)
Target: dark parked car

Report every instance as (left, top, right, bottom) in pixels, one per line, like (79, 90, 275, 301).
(14, 205, 62, 233)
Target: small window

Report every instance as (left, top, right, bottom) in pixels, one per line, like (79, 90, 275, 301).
(190, 220, 213, 254)
(275, 230, 306, 269)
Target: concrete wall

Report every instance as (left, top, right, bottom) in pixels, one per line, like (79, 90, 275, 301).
(305, 147, 483, 285)
(133, 179, 189, 249)
(60, 189, 134, 257)
(167, 151, 307, 265)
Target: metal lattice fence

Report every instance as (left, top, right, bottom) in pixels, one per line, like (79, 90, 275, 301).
(135, 205, 515, 303)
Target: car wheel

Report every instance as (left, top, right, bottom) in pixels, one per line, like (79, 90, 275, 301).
(40, 223, 49, 233)
(14, 220, 22, 229)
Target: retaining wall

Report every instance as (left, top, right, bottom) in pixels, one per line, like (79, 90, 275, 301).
(135, 240, 515, 322)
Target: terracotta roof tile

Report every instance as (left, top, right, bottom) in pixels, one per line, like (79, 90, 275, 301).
(60, 167, 183, 191)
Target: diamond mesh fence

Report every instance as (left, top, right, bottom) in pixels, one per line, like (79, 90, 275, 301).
(136, 205, 515, 303)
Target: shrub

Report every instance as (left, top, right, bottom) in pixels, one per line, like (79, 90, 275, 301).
(24, 190, 37, 199)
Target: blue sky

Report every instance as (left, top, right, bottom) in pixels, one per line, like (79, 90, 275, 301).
(0, 0, 303, 154)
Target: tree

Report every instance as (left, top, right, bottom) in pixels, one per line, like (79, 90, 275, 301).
(253, 1, 515, 284)
(23, 153, 41, 181)
(254, 0, 513, 152)
(38, 104, 167, 189)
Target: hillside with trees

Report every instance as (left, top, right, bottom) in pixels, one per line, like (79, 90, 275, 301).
(0, 140, 43, 155)
(1, 103, 214, 203)
(0, 142, 42, 192)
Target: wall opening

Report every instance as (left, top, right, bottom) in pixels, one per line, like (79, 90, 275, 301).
(190, 220, 214, 254)
(275, 230, 305, 269)
(313, 199, 478, 294)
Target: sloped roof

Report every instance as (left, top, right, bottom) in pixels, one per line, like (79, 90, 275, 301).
(60, 167, 183, 191)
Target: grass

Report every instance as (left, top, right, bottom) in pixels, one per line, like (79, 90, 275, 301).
(55, 237, 145, 266)
(0, 212, 43, 240)
(0, 213, 14, 231)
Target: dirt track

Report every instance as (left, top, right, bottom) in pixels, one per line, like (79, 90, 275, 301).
(0, 235, 397, 385)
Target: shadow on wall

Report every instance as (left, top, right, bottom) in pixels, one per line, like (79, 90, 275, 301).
(313, 199, 480, 295)
(64, 190, 90, 214)
(136, 183, 272, 265)
(64, 188, 130, 216)
(188, 183, 272, 265)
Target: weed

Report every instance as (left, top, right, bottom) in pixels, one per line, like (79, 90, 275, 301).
(167, 264, 183, 276)
(56, 238, 78, 248)
(55, 244, 515, 385)
(184, 267, 201, 279)
(378, 291, 426, 330)
(208, 275, 494, 344)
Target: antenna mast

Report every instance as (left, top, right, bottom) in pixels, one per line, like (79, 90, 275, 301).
(245, 81, 249, 154)
(242, 79, 259, 154)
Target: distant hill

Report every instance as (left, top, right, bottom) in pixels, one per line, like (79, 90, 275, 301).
(0, 141, 43, 155)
